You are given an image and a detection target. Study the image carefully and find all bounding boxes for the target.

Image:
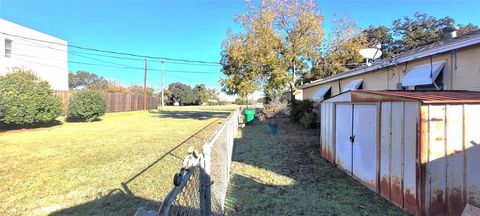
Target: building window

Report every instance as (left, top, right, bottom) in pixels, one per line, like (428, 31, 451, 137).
(5, 39, 12, 58)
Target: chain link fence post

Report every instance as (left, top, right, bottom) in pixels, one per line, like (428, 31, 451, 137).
(201, 142, 212, 216)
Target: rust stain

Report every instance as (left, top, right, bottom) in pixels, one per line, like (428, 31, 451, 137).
(380, 176, 390, 199)
(447, 187, 464, 216)
(420, 106, 429, 216)
(391, 176, 403, 207)
(429, 189, 446, 216)
(326, 149, 333, 163)
(404, 189, 418, 215)
(363, 179, 377, 192)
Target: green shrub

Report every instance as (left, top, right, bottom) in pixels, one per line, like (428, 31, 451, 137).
(0, 68, 62, 126)
(289, 99, 315, 122)
(299, 112, 316, 129)
(67, 89, 107, 121)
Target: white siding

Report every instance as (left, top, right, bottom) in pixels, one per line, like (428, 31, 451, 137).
(0, 19, 68, 90)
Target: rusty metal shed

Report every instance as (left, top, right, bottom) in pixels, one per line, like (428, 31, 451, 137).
(319, 90, 480, 215)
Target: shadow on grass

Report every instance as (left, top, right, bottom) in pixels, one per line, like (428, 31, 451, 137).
(48, 118, 223, 215)
(0, 120, 63, 133)
(49, 190, 160, 216)
(63, 117, 102, 123)
(225, 120, 408, 215)
(120, 120, 221, 195)
(149, 109, 229, 120)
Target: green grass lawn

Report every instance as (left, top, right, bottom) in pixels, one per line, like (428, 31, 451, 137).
(0, 105, 236, 216)
(225, 119, 408, 216)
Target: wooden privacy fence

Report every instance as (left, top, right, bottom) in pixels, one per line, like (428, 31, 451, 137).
(54, 90, 159, 113)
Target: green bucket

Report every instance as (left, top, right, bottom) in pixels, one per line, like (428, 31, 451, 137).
(244, 109, 256, 124)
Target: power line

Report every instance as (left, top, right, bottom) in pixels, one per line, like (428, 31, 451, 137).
(12, 38, 220, 67)
(11, 35, 362, 68)
(70, 52, 141, 68)
(11, 53, 221, 74)
(12, 56, 202, 85)
(1, 31, 221, 65)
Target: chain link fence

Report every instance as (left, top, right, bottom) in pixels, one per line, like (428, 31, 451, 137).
(144, 108, 239, 216)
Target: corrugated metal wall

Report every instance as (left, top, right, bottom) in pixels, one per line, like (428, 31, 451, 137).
(320, 102, 335, 162)
(379, 102, 420, 215)
(420, 104, 480, 215)
(319, 101, 480, 215)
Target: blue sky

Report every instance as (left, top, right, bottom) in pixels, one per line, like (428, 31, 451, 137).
(1, 0, 479, 93)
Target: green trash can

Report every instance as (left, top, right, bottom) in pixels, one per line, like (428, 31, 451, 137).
(244, 109, 256, 125)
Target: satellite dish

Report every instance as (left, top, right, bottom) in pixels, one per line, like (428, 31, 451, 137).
(359, 47, 382, 66)
(359, 48, 382, 59)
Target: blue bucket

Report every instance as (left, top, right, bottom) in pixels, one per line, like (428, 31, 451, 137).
(269, 124, 278, 135)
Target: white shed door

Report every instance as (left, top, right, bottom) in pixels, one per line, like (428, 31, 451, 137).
(352, 104, 378, 189)
(335, 104, 353, 172)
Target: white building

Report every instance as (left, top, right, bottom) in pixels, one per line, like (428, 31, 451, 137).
(0, 18, 68, 90)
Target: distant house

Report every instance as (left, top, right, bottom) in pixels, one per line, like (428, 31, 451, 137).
(299, 29, 480, 101)
(0, 18, 68, 90)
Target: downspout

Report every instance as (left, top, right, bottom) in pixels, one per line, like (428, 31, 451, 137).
(449, 49, 457, 90)
(338, 79, 341, 94)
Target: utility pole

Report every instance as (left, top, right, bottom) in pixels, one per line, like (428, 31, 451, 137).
(161, 57, 165, 107)
(144, 58, 148, 110)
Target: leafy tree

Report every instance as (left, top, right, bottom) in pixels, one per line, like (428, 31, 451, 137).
(167, 82, 195, 105)
(392, 12, 455, 52)
(193, 84, 209, 104)
(361, 25, 395, 58)
(304, 14, 367, 82)
(107, 82, 128, 94)
(322, 14, 366, 77)
(391, 12, 479, 52)
(207, 88, 220, 101)
(69, 71, 109, 90)
(0, 67, 62, 126)
(220, 33, 260, 100)
(161, 88, 172, 105)
(125, 85, 154, 96)
(70, 71, 157, 96)
(457, 23, 479, 35)
(221, 0, 324, 100)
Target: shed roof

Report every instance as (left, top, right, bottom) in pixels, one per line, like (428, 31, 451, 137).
(325, 90, 480, 104)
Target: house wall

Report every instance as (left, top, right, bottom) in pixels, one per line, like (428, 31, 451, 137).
(451, 44, 480, 91)
(302, 43, 480, 100)
(302, 81, 341, 100)
(0, 19, 68, 90)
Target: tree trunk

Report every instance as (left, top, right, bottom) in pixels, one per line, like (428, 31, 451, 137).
(289, 82, 295, 101)
(290, 61, 296, 101)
